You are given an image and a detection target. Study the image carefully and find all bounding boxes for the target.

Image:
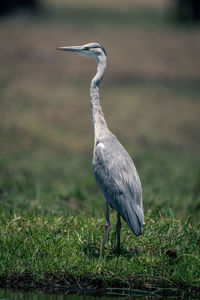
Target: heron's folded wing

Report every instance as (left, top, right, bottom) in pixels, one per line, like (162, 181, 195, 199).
(93, 139, 144, 234)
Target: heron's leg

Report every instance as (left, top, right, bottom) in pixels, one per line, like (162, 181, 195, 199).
(101, 200, 110, 257)
(116, 213, 121, 253)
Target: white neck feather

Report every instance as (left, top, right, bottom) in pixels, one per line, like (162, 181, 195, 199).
(90, 54, 109, 142)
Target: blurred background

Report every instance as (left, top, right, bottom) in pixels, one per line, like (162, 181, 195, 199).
(0, 0, 199, 220)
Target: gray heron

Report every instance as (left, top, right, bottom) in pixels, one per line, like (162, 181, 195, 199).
(57, 43, 144, 256)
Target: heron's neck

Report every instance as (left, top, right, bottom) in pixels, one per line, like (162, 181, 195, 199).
(90, 55, 109, 141)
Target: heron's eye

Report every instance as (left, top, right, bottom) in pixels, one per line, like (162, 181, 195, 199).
(84, 46, 90, 50)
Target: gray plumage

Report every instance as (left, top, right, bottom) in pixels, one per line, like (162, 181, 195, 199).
(57, 42, 144, 255)
(93, 132, 143, 236)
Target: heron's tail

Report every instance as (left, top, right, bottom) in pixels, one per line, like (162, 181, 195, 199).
(124, 202, 144, 236)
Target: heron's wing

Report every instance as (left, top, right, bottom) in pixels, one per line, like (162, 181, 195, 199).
(93, 136, 144, 235)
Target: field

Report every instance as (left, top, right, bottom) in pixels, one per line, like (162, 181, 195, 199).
(0, 0, 200, 296)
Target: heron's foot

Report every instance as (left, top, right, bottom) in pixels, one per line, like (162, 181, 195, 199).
(117, 245, 121, 256)
(132, 246, 139, 255)
(116, 213, 121, 256)
(105, 220, 110, 228)
(101, 221, 110, 257)
(115, 234, 121, 255)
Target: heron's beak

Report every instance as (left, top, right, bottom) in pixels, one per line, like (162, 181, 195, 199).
(56, 46, 83, 53)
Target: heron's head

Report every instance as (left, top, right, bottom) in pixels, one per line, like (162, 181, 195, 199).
(57, 42, 107, 60)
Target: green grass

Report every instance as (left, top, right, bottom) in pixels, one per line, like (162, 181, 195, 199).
(0, 1, 200, 295)
(0, 147, 199, 295)
(0, 78, 199, 295)
(0, 209, 199, 295)
(42, 6, 167, 29)
(0, 143, 200, 219)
